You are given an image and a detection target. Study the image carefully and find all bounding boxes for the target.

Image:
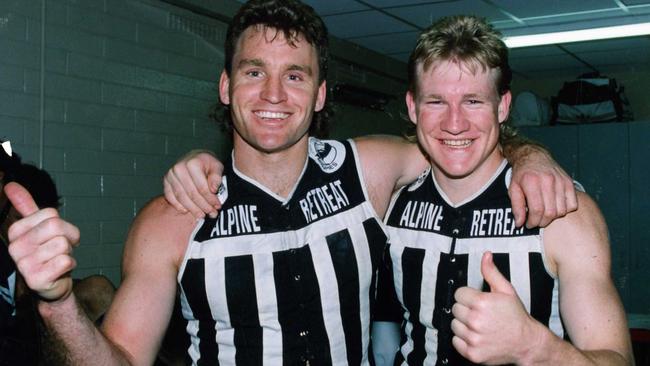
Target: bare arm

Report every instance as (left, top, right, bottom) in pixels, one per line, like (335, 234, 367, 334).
(354, 134, 577, 225)
(531, 192, 633, 365)
(6, 182, 131, 365)
(163, 135, 576, 226)
(100, 197, 194, 365)
(353, 135, 427, 217)
(7, 181, 193, 366)
(451, 193, 633, 366)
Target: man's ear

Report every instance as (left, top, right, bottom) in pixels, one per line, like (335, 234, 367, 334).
(498, 90, 512, 123)
(219, 70, 231, 105)
(406, 90, 418, 125)
(314, 80, 327, 112)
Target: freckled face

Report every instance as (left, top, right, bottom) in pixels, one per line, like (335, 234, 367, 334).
(220, 26, 326, 155)
(406, 59, 511, 184)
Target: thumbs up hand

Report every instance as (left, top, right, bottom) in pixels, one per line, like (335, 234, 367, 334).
(451, 252, 541, 365)
(5, 182, 80, 302)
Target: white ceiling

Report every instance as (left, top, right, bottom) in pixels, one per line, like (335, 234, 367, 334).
(288, 0, 650, 79)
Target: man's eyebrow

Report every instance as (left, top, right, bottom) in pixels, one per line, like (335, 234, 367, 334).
(238, 58, 264, 68)
(237, 59, 314, 76)
(463, 93, 482, 98)
(287, 64, 313, 76)
(422, 93, 443, 99)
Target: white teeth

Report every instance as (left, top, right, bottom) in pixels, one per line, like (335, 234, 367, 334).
(443, 139, 472, 147)
(255, 111, 289, 119)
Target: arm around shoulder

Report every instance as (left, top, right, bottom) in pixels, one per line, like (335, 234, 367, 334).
(354, 135, 428, 216)
(531, 192, 634, 366)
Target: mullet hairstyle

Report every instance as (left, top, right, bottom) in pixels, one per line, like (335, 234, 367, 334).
(217, 0, 332, 138)
(406, 15, 516, 141)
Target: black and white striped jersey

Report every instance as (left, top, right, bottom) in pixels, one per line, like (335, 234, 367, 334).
(178, 138, 387, 366)
(384, 160, 563, 366)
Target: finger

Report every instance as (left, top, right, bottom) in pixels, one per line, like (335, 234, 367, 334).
(538, 176, 558, 228)
(565, 179, 578, 213)
(163, 174, 188, 213)
(554, 175, 567, 220)
(507, 183, 527, 228)
(522, 183, 544, 229)
(173, 164, 214, 217)
(7, 207, 60, 242)
(5, 182, 39, 217)
(208, 174, 223, 199)
(452, 334, 470, 358)
(198, 152, 224, 194)
(25, 255, 76, 301)
(451, 301, 471, 322)
(29, 235, 75, 265)
(454, 286, 481, 306)
(168, 169, 205, 219)
(13, 236, 75, 277)
(9, 217, 80, 260)
(451, 317, 471, 340)
(188, 158, 221, 204)
(187, 160, 221, 213)
(481, 252, 514, 295)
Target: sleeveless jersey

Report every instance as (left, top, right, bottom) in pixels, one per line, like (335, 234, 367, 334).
(178, 138, 387, 366)
(384, 160, 563, 366)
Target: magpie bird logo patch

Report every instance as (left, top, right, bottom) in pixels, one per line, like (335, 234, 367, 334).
(408, 166, 431, 191)
(217, 176, 228, 204)
(308, 138, 345, 173)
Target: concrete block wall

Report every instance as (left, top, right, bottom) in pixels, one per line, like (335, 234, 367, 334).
(520, 121, 650, 316)
(0, 0, 410, 285)
(0, 0, 230, 284)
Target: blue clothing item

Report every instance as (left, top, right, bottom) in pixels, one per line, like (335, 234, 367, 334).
(0, 237, 16, 335)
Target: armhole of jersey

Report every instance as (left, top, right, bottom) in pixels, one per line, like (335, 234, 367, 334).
(177, 219, 205, 283)
(384, 186, 406, 226)
(348, 138, 386, 226)
(538, 228, 559, 279)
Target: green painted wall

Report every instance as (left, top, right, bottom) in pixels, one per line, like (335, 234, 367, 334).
(520, 122, 650, 319)
(0, 0, 408, 285)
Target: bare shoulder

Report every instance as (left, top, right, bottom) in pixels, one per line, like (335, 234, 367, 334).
(123, 195, 198, 270)
(354, 135, 427, 215)
(543, 191, 610, 275)
(101, 196, 197, 364)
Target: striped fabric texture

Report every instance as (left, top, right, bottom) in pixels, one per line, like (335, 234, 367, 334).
(178, 138, 387, 366)
(384, 161, 564, 366)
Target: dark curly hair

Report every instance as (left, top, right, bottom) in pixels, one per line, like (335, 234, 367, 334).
(217, 0, 332, 138)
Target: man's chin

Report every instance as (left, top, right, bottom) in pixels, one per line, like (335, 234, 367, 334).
(432, 161, 475, 180)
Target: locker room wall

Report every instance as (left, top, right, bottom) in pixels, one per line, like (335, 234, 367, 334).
(0, 0, 409, 285)
(520, 122, 650, 319)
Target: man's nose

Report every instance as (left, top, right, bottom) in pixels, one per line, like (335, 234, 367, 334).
(260, 76, 287, 104)
(441, 104, 469, 134)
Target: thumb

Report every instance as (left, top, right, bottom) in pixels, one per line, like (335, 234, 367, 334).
(4, 182, 39, 217)
(481, 252, 514, 295)
(508, 183, 526, 228)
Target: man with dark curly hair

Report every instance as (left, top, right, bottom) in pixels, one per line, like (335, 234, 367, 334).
(6, 2, 577, 365)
